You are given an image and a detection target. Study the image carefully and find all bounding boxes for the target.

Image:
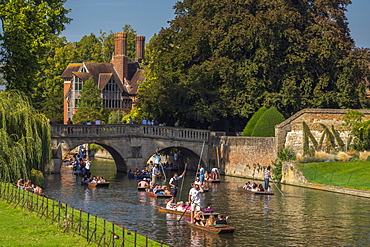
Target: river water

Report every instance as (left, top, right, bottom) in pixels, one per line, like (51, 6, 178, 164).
(43, 159, 370, 247)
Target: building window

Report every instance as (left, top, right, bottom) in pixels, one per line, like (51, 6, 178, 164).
(74, 77, 83, 91)
(75, 99, 79, 108)
(102, 78, 125, 109)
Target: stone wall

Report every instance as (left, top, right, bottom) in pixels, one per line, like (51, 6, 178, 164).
(213, 136, 276, 179)
(275, 108, 370, 154)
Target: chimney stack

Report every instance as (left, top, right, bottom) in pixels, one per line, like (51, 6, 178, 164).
(113, 32, 128, 81)
(135, 36, 145, 63)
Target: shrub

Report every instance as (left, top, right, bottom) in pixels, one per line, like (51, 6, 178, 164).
(359, 151, 370, 161)
(242, 106, 268, 136)
(30, 169, 44, 187)
(252, 107, 285, 137)
(337, 152, 350, 162)
(314, 151, 335, 162)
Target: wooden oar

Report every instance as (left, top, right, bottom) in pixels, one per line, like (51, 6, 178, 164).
(194, 141, 205, 182)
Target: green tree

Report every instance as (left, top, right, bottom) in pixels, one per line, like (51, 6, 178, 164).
(72, 77, 104, 123)
(251, 107, 285, 137)
(0, 0, 70, 97)
(0, 90, 51, 182)
(138, 0, 367, 129)
(107, 110, 126, 124)
(242, 106, 268, 136)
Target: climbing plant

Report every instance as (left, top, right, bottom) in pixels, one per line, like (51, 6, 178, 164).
(0, 91, 51, 182)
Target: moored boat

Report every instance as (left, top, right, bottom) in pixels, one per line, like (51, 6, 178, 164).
(237, 186, 274, 195)
(186, 222, 235, 234)
(128, 172, 151, 179)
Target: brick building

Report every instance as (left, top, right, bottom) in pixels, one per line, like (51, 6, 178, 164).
(61, 32, 145, 124)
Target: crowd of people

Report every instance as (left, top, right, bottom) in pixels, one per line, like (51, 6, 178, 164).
(82, 175, 107, 184)
(16, 178, 43, 194)
(242, 181, 273, 193)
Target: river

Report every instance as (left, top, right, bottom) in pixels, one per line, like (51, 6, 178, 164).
(43, 159, 370, 247)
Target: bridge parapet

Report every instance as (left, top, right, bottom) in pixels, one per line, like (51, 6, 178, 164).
(51, 124, 210, 142)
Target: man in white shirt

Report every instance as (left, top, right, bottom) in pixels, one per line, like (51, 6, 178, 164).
(188, 183, 203, 223)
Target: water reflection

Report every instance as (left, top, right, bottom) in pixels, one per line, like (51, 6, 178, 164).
(44, 159, 370, 247)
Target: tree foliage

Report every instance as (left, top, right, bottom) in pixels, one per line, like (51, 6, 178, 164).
(72, 77, 104, 123)
(242, 106, 268, 136)
(0, 0, 71, 96)
(0, 91, 51, 182)
(251, 107, 285, 137)
(138, 0, 368, 129)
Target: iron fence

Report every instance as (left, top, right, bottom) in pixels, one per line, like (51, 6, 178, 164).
(0, 181, 166, 247)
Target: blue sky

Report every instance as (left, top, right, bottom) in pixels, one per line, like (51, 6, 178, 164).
(61, 0, 370, 48)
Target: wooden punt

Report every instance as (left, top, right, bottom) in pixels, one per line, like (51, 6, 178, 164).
(186, 222, 235, 234)
(145, 191, 172, 198)
(128, 173, 151, 179)
(156, 206, 219, 218)
(81, 182, 110, 188)
(237, 186, 274, 195)
(205, 178, 221, 183)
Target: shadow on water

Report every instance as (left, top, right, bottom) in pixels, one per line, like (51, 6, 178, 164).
(44, 159, 370, 247)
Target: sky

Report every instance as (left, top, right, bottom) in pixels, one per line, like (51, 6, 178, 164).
(62, 1, 370, 48)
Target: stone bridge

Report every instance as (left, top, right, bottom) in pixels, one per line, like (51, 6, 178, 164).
(50, 124, 211, 173)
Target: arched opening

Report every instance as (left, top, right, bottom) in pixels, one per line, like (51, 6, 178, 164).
(61, 142, 127, 173)
(145, 146, 206, 172)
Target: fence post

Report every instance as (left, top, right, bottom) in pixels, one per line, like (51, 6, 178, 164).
(112, 223, 115, 247)
(122, 226, 125, 247)
(87, 213, 90, 241)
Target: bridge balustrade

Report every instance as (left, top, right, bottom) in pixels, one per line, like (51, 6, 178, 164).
(51, 124, 209, 141)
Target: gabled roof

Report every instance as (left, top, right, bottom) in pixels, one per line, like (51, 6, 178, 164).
(127, 69, 145, 95)
(61, 62, 127, 92)
(60, 63, 82, 79)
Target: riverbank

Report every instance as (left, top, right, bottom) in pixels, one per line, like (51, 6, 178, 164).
(0, 199, 88, 246)
(282, 162, 370, 198)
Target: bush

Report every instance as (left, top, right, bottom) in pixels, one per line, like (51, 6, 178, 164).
(242, 106, 268, 136)
(252, 107, 285, 137)
(337, 152, 351, 162)
(29, 169, 44, 187)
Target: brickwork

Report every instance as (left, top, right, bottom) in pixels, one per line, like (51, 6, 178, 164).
(214, 136, 276, 179)
(112, 32, 128, 81)
(276, 109, 370, 154)
(135, 36, 145, 62)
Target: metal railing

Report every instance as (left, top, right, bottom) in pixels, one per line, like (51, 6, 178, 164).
(0, 181, 166, 247)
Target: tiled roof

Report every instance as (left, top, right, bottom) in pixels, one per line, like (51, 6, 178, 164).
(60, 63, 82, 79)
(128, 69, 145, 95)
(98, 73, 113, 90)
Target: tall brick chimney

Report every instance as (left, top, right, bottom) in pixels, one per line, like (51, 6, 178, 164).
(135, 36, 145, 63)
(113, 32, 128, 81)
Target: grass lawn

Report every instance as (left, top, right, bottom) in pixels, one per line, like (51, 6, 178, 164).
(0, 199, 88, 247)
(296, 160, 370, 190)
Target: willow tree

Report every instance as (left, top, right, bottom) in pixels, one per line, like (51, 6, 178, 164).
(0, 91, 51, 182)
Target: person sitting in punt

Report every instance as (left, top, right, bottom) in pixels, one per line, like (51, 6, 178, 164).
(24, 179, 31, 189)
(166, 198, 176, 210)
(90, 176, 98, 183)
(251, 183, 258, 192)
(258, 184, 265, 192)
(153, 185, 164, 194)
(194, 211, 205, 226)
(266, 185, 273, 193)
(163, 186, 171, 195)
(98, 177, 106, 183)
(205, 214, 216, 226)
(138, 178, 149, 188)
(183, 202, 191, 211)
(176, 201, 185, 212)
(194, 178, 201, 185)
(215, 214, 229, 225)
(203, 203, 214, 213)
(243, 182, 250, 190)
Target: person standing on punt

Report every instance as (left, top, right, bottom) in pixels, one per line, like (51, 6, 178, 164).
(169, 170, 186, 203)
(188, 183, 203, 223)
(264, 166, 272, 190)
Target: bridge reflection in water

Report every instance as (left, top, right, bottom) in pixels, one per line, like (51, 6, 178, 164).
(44, 159, 370, 247)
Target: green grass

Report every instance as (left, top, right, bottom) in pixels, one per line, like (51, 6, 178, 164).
(0, 199, 88, 247)
(0, 183, 167, 247)
(296, 161, 370, 190)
